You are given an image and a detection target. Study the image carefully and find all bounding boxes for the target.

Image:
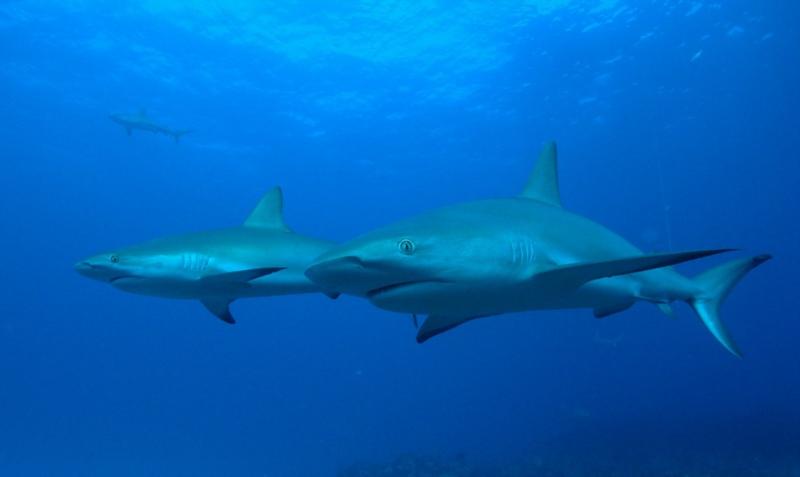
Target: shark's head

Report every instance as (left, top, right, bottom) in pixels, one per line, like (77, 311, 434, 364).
(74, 246, 182, 294)
(305, 210, 517, 310)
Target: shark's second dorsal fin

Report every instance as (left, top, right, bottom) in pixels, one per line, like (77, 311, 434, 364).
(521, 141, 562, 208)
(244, 186, 291, 231)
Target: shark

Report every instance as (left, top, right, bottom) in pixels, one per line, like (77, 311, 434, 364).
(110, 109, 192, 142)
(305, 142, 770, 357)
(75, 187, 335, 323)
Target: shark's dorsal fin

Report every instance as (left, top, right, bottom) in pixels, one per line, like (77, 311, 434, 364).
(244, 186, 291, 231)
(521, 141, 562, 207)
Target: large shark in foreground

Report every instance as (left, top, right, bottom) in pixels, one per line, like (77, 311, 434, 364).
(76, 187, 335, 323)
(110, 110, 192, 142)
(306, 143, 770, 356)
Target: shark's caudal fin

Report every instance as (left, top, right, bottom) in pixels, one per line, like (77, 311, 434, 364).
(521, 141, 562, 207)
(244, 187, 291, 232)
(687, 254, 771, 357)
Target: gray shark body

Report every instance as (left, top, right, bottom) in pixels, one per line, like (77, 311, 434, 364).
(306, 143, 769, 356)
(110, 110, 191, 142)
(76, 187, 335, 323)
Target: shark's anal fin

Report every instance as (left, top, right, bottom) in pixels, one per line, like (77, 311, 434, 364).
(244, 187, 291, 232)
(521, 141, 562, 207)
(535, 249, 734, 288)
(325, 292, 341, 300)
(201, 298, 236, 324)
(411, 314, 419, 329)
(593, 301, 633, 319)
(416, 315, 481, 343)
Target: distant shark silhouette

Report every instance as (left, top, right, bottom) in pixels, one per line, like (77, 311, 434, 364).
(306, 142, 770, 357)
(110, 109, 192, 142)
(76, 187, 336, 323)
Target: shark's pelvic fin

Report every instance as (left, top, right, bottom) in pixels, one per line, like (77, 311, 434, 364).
(201, 297, 236, 324)
(593, 301, 634, 319)
(687, 254, 771, 358)
(416, 315, 481, 343)
(244, 186, 291, 231)
(535, 249, 733, 288)
(521, 141, 562, 208)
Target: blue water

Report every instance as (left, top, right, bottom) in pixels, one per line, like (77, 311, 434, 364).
(1, 1, 798, 475)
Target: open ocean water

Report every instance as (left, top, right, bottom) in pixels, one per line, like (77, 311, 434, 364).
(0, 1, 798, 476)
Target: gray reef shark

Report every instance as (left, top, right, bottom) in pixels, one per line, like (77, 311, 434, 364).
(110, 109, 192, 142)
(76, 187, 335, 323)
(305, 142, 770, 357)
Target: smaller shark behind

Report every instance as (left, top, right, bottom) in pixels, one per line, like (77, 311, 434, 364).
(76, 187, 335, 323)
(110, 109, 192, 142)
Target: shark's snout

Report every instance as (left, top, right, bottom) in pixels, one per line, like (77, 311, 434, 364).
(305, 255, 369, 295)
(74, 260, 107, 281)
(74, 260, 95, 275)
(307, 254, 409, 297)
(74, 259, 119, 282)
(306, 252, 434, 298)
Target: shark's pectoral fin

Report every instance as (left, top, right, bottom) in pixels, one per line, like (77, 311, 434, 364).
(656, 303, 675, 318)
(201, 267, 285, 286)
(593, 302, 633, 319)
(534, 249, 733, 288)
(416, 315, 480, 343)
(201, 298, 236, 324)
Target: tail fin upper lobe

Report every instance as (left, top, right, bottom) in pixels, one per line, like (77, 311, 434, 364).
(687, 254, 771, 357)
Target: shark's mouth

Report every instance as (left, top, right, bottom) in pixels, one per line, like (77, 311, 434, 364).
(109, 275, 138, 284)
(366, 280, 445, 299)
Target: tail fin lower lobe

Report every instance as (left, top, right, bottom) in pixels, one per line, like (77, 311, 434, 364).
(687, 254, 771, 357)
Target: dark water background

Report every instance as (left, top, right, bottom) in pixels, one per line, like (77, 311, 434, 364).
(1, 1, 798, 475)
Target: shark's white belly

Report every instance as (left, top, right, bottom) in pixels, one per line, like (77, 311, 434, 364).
(368, 273, 682, 318)
(112, 267, 320, 300)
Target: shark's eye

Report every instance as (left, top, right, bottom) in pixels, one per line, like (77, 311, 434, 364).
(398, 239, 415, 255)
(110, 254, 120, 263)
